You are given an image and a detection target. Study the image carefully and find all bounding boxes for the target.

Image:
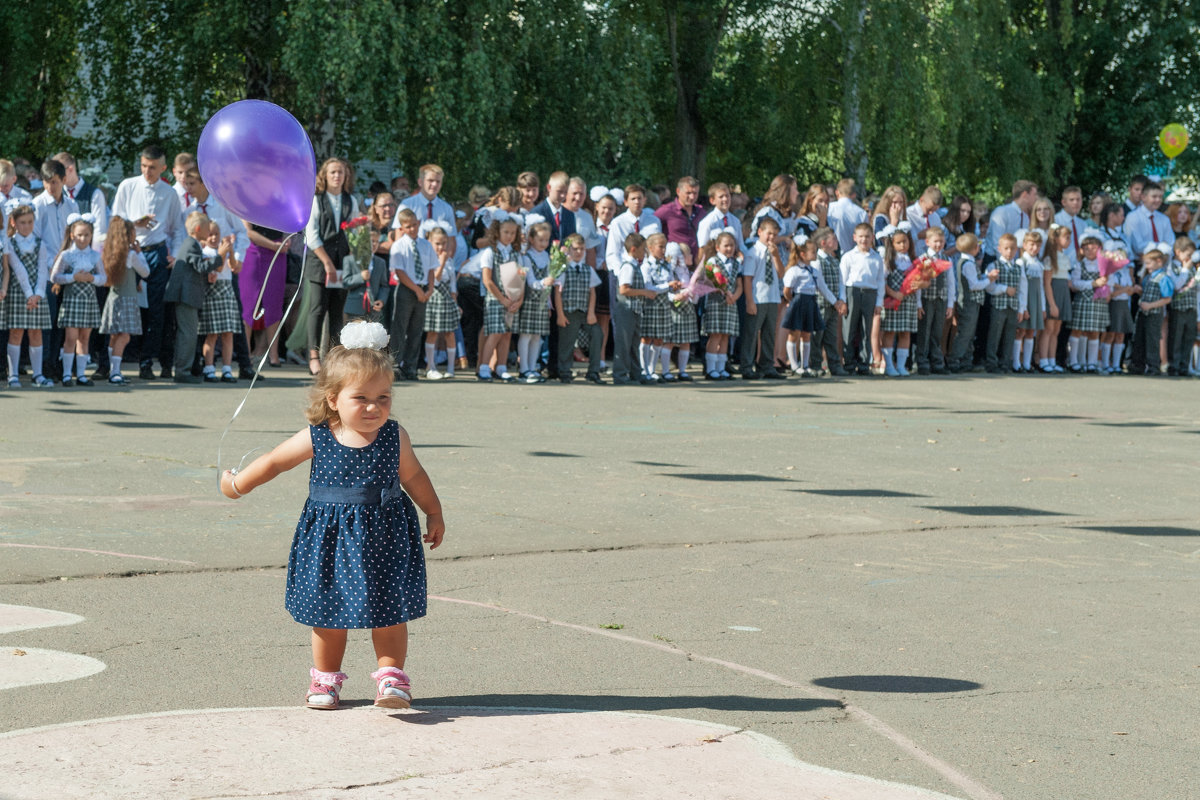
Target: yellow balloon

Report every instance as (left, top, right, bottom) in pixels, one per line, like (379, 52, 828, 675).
(1160, 123, 1189, 160)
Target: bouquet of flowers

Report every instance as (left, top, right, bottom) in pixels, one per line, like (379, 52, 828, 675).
(341, 215, 373, 272)
(674, 257, 726, 308)
(900, 254, 950, 297)
(1093, 246, 1129, 301)
(498, 257, 527, 327)
(547, 239, 570, 281)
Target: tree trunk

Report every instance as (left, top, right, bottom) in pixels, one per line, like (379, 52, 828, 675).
(664, 1, 730, 186)
(841, 0, 868, 187)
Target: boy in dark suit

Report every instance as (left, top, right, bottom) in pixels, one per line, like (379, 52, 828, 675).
(167, 212, 225, 383)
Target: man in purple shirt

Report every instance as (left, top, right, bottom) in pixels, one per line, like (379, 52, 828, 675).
(655, 177, 705, 265)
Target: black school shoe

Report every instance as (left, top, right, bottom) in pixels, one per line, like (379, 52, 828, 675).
(584, 372, 604, 384)
(139, 364, 157, 380)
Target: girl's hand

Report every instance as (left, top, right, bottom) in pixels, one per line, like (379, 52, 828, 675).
(542, 276, 555, 287)
(557, 313, 569, 328)
(424, 513, 445, 549)
(27, 296, 39, 310)
(725, 293, 736, 305)
(835, 301, 847, 316)
(220, 470, 242, 500)
(131, 240, 142, 253)
(917, 306, 925, 319)
(586, 312, 597, 325)
(1048, 303, 1058, 317)
(372, 299, 384, 312)
(1094, 275, 1108, 287)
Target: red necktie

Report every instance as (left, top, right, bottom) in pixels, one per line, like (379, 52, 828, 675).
(185, 192, 192, 207)
(427, 202, 433, 220)
(1071, 219, 1079, 250)
(1150, 216, 1159, 243)
(634, 220, 640, 233)
(68, 187, 75, 199)
(200, 203, 207, 215)
(555, 211, 561, 230)
(722, 215, 728, 228)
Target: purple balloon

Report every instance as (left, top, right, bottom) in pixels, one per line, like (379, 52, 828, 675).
(197, 100, 316, 234)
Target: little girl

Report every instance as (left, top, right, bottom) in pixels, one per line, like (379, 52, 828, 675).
(782, 239, 841, 376)
(4, 204, 54, 387)
(515, 222, 554, 383)
(665, 242, 698, 381)
(1014, 230, 1046, 373)
(220, 321, 444, 710)
(479, 217, 524, 382)
(98, 216, 149, 385)
(1102, 251, 1136, 374)
(50, 213, 105, 387)
(422, 225, 459, 380)
(700, 232, 742, 379)
(639, 233, 679, 381)
(199, 223, 241, 383)
(878, 227, 921, 377)
(1068, 231, 1110, 373)
(1039, 225, 1072, 373)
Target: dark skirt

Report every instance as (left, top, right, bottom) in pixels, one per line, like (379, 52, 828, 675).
(1108, 299, 1134, 334)
(783, 293, 823, 333)
(1048, 277, 1072, 322)
(594, 268, 612, 316)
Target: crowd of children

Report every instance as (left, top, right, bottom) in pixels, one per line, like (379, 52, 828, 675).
(4, 152, 1199, 388)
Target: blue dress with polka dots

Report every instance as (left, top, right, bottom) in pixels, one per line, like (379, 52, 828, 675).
(285, 420, 427, 628)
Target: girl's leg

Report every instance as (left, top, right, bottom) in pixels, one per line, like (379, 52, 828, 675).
(785, 331, 801, 371)
(109, 333, 130, 380)
(203, 335, 217, 367)
(61, 329, 79, 380)
(870, 313, 883, 370)
(311, 627, 348, 672)
(425, 332, 439, 377)
(798, 332, 812, 372)
(371, 623, 409, 669)
(1086, 332, 1101, 368)
(495, 333, 513, 377)
(480, 333, 499, 377)
(705, 333, 720, 376)
(597, 313, 611, 366)
(1068, 329, 1082, 368)
(717, 334, 732, 376)
(444, 333, 457, 375)
(6, 330, 23, 381)
(894, 332, 911, 375)
(1112, 333, 1126, 373)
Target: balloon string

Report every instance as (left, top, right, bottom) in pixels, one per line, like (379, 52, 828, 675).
(216, 239, 310, 495)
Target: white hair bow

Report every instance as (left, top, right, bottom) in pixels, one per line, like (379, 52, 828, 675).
(66, 212, 96, 226)
(879, 225, 896, 238)
(590, 185, 610, 203)
(895, 220, 913, 233)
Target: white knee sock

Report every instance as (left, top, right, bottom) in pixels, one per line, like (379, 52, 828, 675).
(30, 346, 43, 378)
(111, 354, 122, 377)
(786, 340, 799, 371)
(676, 348, 690, 374)
(1012, 339, 1022, 369)
(528, 335, 542, 370)
(425, 343, 437, 371)
(639, 343, 655, 374)
(895, 347, 909, 372)
(801, 341, 811, 369)
(1100, 343, 1112, 368)
(1068, 336, 1080, 365)
(717, 353, 728, 373)
(705, 353, 717, 374)
(1113, 342, 1125, 370)
(62, 352, 74, 379)
(76, 355, 88, 378)
(658, 347, 671, 373)
(1022, 339, 1034, 369)
(1086, 338, 1099, 367)
(883, 348, 895, 372)
(1193, 343, 1199, 371)
(6, 344, 18, 378)
(519, 334, 535, 373)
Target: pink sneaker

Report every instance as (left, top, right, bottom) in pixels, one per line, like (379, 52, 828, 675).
(306, 668, 347, 710)
(371, 666, 412, 709)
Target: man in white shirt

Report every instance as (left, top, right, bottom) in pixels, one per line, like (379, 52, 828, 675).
(53, 152, 108, 245)
(111, 145, 185, 379)
(906, 186, 945, 257)
(827, 178, 868, 255)
(1124, 181, 1175, 262)
(1053, 186, 1089, 266)
(983, 180, 1038, 264)
(396, 164, 456, 256)
(604, 184, 661, 272)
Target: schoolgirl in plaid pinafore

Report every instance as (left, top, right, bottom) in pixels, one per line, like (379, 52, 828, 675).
(52, 246, 103, 329)
(516, 248, 551, 336)
(882, 254, 919, 333)
(199, 249, 242, 335)
(669, 259, 699, 344)
(4, 234, 51, 330)
(640, 255, 674, 340)
(99, 249, 148, 335)
(483, 244, 520, 335)
(424, 256, 460, 333)
(701, 256, 740, 336)
(1071, 258, 1110, 333)
(1016, 253, 1045, 332)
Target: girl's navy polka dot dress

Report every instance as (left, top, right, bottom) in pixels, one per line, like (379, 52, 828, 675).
(285, 420, 427, 629)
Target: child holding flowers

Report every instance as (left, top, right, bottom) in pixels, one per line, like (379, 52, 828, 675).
(699, 231, 742, 380)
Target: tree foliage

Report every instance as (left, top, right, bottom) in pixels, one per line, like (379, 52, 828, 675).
(4, 0, 1198, 202)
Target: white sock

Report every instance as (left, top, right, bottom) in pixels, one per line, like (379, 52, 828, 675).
(658, 347, 671, 374)
(496, 362, 509, 377)
(1012, 339, 1023, 369)
(896, 348, 909, 371)
(717, 353, 728, 373)
(801, 341, 811, 369)
(1193, 343, 1199, 370)
(517, 334, 532, 372)
(1113, 343, 1125, 370)
(1038, 358, 1049, 370)
(786, 340, 799, 371)
(76, 353, 88, 378)
(1100, 343, 1112, 368)
(883, 349, 895, 372)
(528, 335, 542, 370)
(6, 344, 18, 378)
(705, 353, 717, 374)
(111, 354, 122, 377)
(1022, 339, 1034, 370)
(479, 364, 492, 378)
(638, 343, 652, 374)
(221, 363, 233, 376)
(203, 364, 216, 376)
(676, 349, 690, 374)
(1086, 338, 1099, 367)
(1068, 336, 1080, 365)
(30, 346, 43, 378)
(425, 343, 437, 371)
(445, 352, 455, 376)
(62, 352, 75, 379)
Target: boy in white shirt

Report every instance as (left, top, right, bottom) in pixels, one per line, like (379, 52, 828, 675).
(697, 182, 741, 253)
(388, 208, 435, 379)
(838, 223, 884, 375)
(738, 217, 787, 379)
(397, 164, 457, 257)
(604, 184, 661, 272)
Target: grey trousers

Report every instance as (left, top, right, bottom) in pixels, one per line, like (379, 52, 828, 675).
(916, 295, 948, 369)
(985, 307, 1018, 370)
(172, 303, 200, 371)
(558, 310, 602, 376)
(948, 299, 980, 370)
(811, 303, 842, 371)
(305, 281, 345, 356)
(739, 301, 779, 371)
(1168, 306, 1196, 373)
(611, 301, 641, 381)
(389, 284, 426, 377)
(843, 287, 877, 369)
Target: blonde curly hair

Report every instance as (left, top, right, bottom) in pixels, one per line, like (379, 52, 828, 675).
(305, 345, 395, 426)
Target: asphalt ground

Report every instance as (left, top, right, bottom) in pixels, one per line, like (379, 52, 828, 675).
(1, 365, 1197, 798)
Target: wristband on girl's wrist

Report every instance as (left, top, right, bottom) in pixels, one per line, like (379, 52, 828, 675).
(229, 469, 246, 497)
